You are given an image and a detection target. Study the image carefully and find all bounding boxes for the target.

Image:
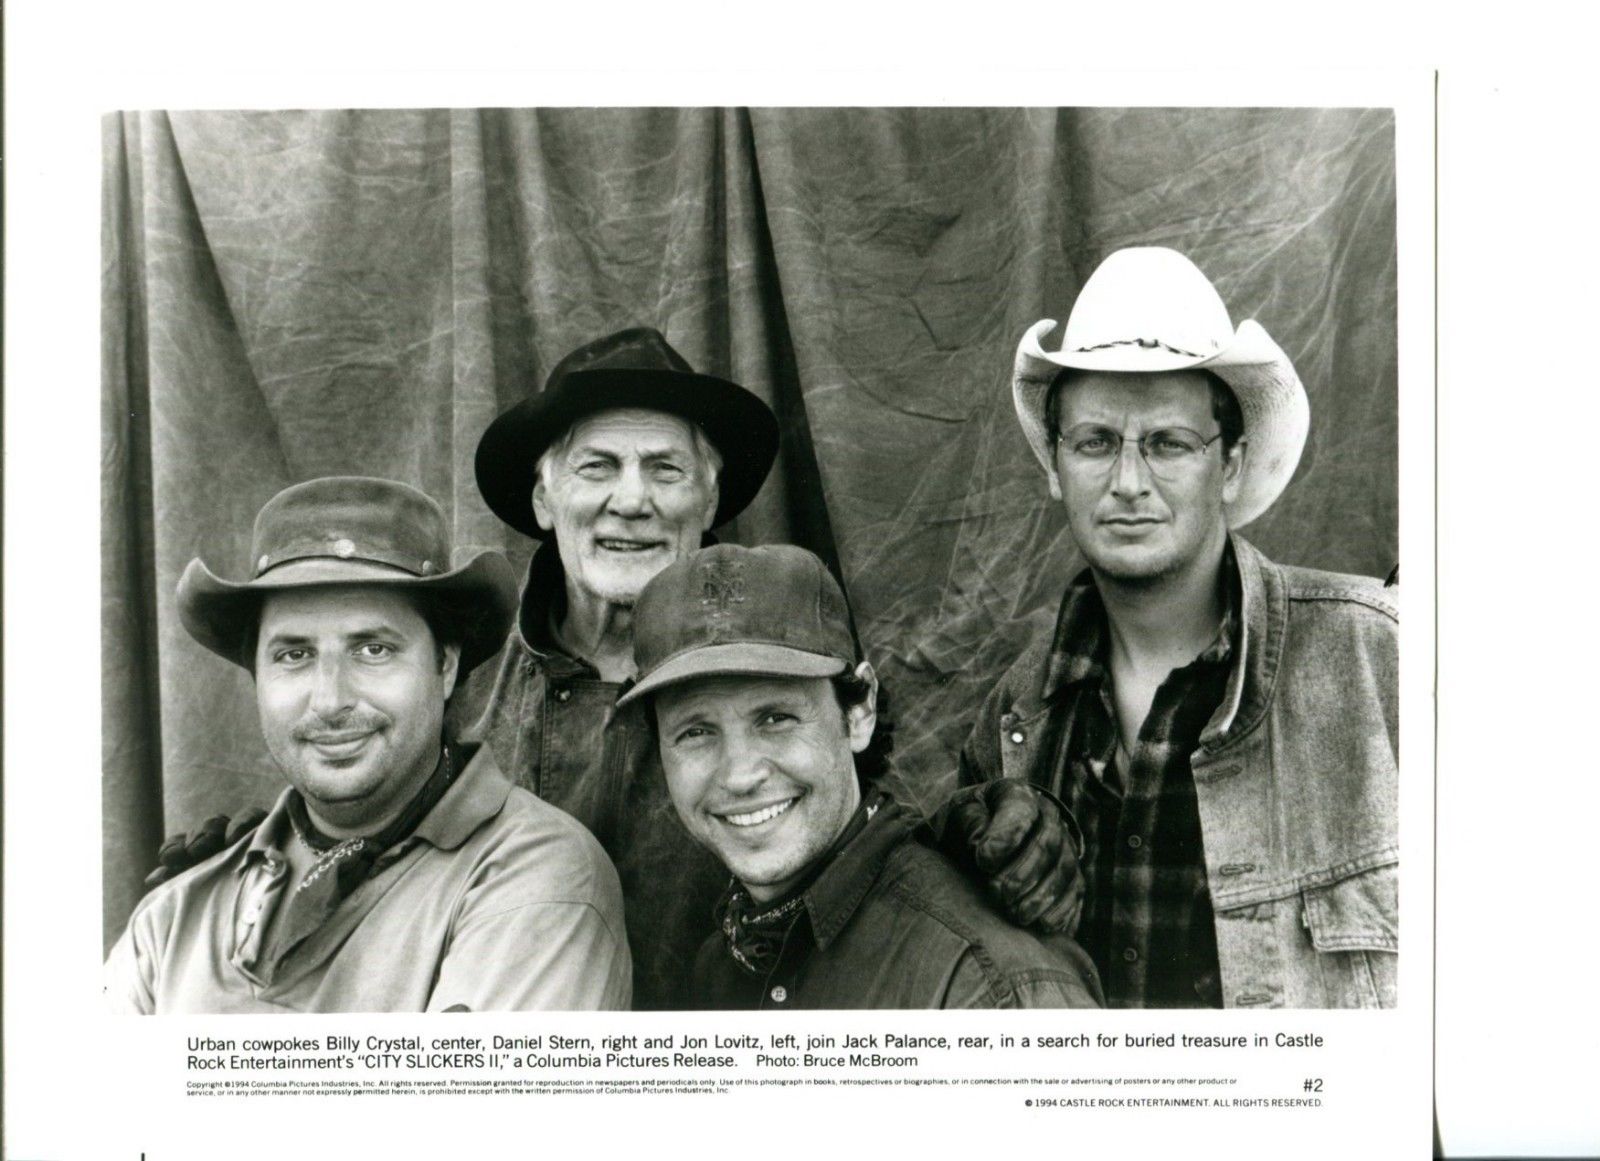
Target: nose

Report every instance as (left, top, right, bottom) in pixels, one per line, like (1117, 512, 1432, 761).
(1109, 437, 1153, 501)
(719, 728, 772, 796)
(606, 461, 653, 519)
(308, 656, 356, 721)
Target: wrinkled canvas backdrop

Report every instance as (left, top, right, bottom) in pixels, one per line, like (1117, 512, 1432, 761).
(102, 107, 1397, 946)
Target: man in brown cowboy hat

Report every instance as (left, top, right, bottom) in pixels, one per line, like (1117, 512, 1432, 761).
(106, 477, 631, 1012)
(961, 247, 1398, 1009)
(618, 544, 1102, 1009)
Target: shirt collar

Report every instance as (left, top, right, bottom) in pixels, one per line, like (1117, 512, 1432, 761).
(1039, 541, 1242, 703)
(241, 741, 513, 869)
(801, 794, 917, 951)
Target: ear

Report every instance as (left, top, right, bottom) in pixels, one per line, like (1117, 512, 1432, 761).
(1047, 467, 1063, 502)
(439, 643, 461, 702)
(1220, 436, 1248, 506)
(531, 477, 556, 533)
(699, 477, 721, 532)
(845, 660, 879, 754)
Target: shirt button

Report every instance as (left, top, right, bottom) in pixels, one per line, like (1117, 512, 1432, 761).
(769, 985, 788, 1004)
(1122, 948, 1138, 963)
(555, 688, 571, 703)
(1126, 834, 1143, 849)
(1009, 730, 1025, 744)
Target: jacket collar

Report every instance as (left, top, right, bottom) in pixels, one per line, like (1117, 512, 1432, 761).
(1199, 535, 1281, 751)
(802, 794, 917, 950)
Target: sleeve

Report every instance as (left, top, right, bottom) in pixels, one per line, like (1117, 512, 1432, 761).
(102, 910, 159, 1014)
(941, 947, 1103, 1010)
(427, 827, 633, 1012)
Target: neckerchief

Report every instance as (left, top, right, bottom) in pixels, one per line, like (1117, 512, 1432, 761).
(262, 742, 464, 972)
(719, 790, 883, 978)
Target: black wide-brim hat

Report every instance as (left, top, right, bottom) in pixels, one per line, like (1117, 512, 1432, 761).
(475, 327, 780, 539)
(176, 476, 519, 674)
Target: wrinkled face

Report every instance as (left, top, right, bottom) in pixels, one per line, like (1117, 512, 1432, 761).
(255, 587, 459, 835)
(655, 671, 874, 903)
(1050, 370, 1243, 584)
(532, 409, 720, 607)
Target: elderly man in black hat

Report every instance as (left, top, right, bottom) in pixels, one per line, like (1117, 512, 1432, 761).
(106, 477, 631, 1013)
(961, 248, 1398, 1009)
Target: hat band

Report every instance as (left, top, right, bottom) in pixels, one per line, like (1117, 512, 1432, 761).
(1074, 337, 1213, 358)
(254, 557, 431, 584)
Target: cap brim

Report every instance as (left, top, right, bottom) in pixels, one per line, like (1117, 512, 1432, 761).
(176, 550, 518, 674)
(616, 642, 849, 707)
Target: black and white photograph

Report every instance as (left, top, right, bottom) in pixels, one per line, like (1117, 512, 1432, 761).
(99, 106, 1398, 1015)
(37, 18, 1600, 1155)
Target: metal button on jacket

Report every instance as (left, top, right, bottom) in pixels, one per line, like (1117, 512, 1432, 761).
(769, 985, 788, 1004)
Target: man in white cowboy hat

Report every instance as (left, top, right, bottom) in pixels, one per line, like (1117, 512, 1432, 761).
(106, 477, 631, 1012)
(960, 247, 1398, 1009)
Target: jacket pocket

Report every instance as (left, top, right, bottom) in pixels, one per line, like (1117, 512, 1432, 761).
(1300, 862, 1398, 1008)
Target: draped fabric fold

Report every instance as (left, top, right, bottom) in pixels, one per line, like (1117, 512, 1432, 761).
(102, 107, 1397, 947)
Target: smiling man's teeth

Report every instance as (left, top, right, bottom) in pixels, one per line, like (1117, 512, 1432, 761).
(597, 539, 656, 552)
(722, 799, 796, 828)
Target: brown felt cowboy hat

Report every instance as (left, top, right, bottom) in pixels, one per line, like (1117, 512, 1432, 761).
(474, 327, 780, 540)
(1012, 247, 1310, 529)
(176, 476, 518, 673)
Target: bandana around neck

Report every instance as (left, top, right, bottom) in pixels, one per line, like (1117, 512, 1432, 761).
(718, 790, 883, 978)
(262, 742, 464, 972)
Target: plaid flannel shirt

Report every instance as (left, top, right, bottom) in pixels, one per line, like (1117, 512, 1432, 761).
(1042, 561, 1239, 1009)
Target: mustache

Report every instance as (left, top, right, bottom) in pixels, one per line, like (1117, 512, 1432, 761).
(291, 712, 389, 742)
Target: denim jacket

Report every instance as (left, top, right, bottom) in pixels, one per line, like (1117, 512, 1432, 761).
(446, 543, 728, 1011)
(959, 537, 1398, 1009)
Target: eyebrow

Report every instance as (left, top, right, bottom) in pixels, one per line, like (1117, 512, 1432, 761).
(260, 622, 407, 649)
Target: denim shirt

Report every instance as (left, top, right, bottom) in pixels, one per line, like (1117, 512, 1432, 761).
(691, 799, 1104, 1010)
(446, 543, 727, 1010)
(959, 536, 1399, 1009)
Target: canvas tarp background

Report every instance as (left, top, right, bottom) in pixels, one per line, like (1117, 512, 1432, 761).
(102, 107, 1398, 946)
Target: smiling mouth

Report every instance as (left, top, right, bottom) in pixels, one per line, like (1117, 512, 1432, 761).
(595, 537, 665, 553)
(717, 797, 800, 828)
(303, 732, 375, 760)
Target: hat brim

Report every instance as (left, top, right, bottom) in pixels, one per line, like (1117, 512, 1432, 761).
(1011, 318, 1311, 528)
(175, 550, 518, 674)
(475, 368, 780, 540)
(615, 642, 849, 708)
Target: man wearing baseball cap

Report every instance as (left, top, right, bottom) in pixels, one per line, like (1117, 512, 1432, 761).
(617, 544, 1103, 1009)
(105, 477, 631, 1012)
(960, 248, 1398, 1009)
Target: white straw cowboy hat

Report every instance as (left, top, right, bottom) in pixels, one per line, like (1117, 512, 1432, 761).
(1012, 246, 1310, 529)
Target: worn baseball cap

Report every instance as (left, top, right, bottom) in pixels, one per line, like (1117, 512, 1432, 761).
(616, 543, 856, 707)
(175, 476, 518, 673)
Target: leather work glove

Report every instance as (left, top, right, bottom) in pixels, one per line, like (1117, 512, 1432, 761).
(930, 780, 1085, 935)
(142, 807, 269, 891)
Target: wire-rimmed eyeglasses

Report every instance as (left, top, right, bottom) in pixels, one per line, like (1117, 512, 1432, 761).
(1055, 423, 1225, 479)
